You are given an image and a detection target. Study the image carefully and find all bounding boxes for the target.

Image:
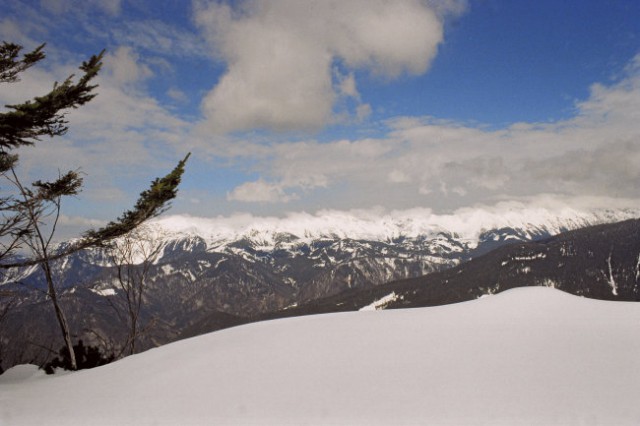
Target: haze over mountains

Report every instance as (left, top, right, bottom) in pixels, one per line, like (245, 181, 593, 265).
(1, 206, 638, 371)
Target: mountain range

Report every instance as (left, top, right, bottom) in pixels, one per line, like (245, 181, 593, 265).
(257, 218, 640, 322)
(1, 207, 638, 371)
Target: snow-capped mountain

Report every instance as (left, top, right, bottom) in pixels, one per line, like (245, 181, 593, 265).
(7, 206, 637, 305)
(84, 207, 640, 299)
(1, 206, 638, 371)
(147, 205, 634, 253)
(259, 218, 640, 323)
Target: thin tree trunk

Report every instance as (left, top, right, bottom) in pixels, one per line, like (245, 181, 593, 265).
(109, 228, 160, 358)
(8, 166, 77, 370)
(41, 247, 77, 370)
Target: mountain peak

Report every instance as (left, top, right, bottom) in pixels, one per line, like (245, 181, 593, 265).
(150, 206, 639, 248)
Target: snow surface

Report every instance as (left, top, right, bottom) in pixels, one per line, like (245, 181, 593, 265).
(89, 288, 116, 297)
(2, 287, 640, 425)
(359, 292, 401, 311)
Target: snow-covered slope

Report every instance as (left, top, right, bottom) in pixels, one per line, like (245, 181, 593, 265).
(3, 287, 640, 425)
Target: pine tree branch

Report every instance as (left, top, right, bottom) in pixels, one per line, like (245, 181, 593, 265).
(0, 49, 104, 151)
(0, 42, 45, 83)
(0, 153, 190, 269)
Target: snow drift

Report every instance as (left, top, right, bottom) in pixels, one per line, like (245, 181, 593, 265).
(2, 287, 640, 425)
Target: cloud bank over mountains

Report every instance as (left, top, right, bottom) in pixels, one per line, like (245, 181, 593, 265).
(0, 0, 639, 238)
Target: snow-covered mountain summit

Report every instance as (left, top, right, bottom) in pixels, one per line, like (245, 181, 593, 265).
(11, 204, 637, 298)
(149, 205, 638, 251)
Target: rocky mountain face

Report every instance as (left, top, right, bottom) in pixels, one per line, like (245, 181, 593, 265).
(0, 208, 637, 371)
(261, 218, 640, 322)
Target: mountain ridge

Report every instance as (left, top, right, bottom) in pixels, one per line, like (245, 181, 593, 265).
(254, 218, 640, 324)
(148, 206, 637, 252)
(1, 207, 638, 371)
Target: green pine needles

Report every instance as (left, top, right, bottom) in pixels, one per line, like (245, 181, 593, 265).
(0, 41, 190, 267)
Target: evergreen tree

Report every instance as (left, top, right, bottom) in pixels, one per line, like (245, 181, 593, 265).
(0, 41, 189, 370)
(43, 340, 115, 374)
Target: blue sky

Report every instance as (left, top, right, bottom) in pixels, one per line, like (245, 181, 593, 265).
(1, 0, 639, 237)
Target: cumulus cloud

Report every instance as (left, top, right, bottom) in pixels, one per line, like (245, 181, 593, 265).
(525, 140, 640, 196)
(194, 0, 464, 133)
(104, 46, 153, 86)
(227, 179, 299, 203)
(3, 0, 638, 223)
(221, 53, 640, 211)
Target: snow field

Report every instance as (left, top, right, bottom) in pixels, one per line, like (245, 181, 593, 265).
(2, 287, 640, 425)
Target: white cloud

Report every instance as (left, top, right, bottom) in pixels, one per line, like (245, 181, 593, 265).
(355, 103, 372, 121)
(109, 20, 206, 58)
(57, 214, 107, 228)
(0, 16, 46, 51)
(3, 0, 638, 220)
(337, 72, 359, 99)
(167, 87, 188, 103)
(525, 140, 640, 196)
(104, 46, 153, 86)
(333, 70, 371, 123)
(194, 0, 464, 133)
(218, 53, 640, 211)
(94, 0, 121, 16)
(227, 179, 298, 203)
(388, 170, 411, 184)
